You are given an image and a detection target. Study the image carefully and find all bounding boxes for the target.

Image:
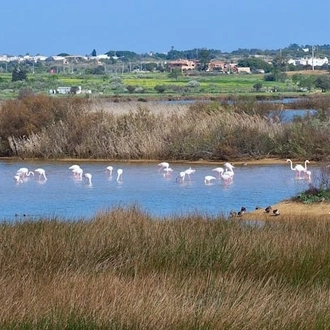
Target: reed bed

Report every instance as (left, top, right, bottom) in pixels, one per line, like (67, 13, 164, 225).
(2, 94, 330, 161)
(1, 206, 330, 329)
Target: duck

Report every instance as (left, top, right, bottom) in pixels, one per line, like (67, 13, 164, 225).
(237, 207, 246, 217)
(273, 209, 280, 216)
(229, 210, 237, 218)
(265, 206, 272, 213)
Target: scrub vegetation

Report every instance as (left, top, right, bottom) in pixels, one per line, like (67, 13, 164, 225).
(0, 93, 330, 161)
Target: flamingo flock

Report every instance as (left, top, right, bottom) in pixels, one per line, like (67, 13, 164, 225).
(13, 159, 312, 187)
(10, 160, 316, 220)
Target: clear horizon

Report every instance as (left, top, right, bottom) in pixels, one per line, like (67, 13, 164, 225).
(1, 1, 329, 57)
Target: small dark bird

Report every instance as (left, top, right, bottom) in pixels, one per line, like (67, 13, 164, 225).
(237, 207, 246, 217)
(265, 206, 272, 213)
(229, 210, 237, 218)
(255, 206, 262, 210)
(273, 209, 280, 216)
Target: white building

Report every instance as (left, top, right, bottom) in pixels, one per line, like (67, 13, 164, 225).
(288, 57, 328, 67)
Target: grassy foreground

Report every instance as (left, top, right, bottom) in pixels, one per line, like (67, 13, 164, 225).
(1, 206, 330, 329)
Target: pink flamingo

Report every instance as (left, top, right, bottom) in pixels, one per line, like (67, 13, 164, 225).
(158, 162, 169, 172)
(84, 173, 93, 186)
(176, 171, 186, 183)
(212, 167, 224, 178)
(286, 159, 309, 178)
(220, 171, 233, 184)
(16, 167, 34, 178)
(106, 166, 113, 176)
(117, 168, 123, 182)
(184, 167, 196, 180)
(204, 175, 217, 184)
(34, 168, 47, 181)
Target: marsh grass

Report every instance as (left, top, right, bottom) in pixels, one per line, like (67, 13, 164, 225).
(1, 95, 330, 160)
(1, 206, 330, 329)
(1, 94, 330, 160)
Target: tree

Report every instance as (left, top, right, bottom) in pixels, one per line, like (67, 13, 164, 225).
(154, 85, 166, 93)
(253, 82, 263, 92)
(315, 75, 330, 92)
(237, 57, 272, 73)
(11, 66, 27, 82)
(197, 48, 210, 71)
(91, 49, 97, 57)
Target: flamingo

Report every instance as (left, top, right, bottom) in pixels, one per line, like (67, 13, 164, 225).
(204, 175, 217, 184)
(286, 159, 309, 178)
(224, 162, 235, 172)
(176, 171, 186, 183)
(13, 174, 23, 183)
(84, 173, 92, 185)
(163, 167, 173, 177)
(224, 163, 235, 178)
(212, 167, 224, 178)
(72, 167, 83, 179)
(117, 168, 123, 182)
(158, 162, 170, 171)
(106, 166, 113, 176)
(220, 171, 233, 184)
(16, 167, 34, 177)
(69, 165, 81, 171)
(305, 170, 312, 181)
(34, 168, 47, 180)
(184, 167, 196, 180)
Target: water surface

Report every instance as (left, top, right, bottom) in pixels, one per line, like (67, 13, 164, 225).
(0, 160, 317, 222)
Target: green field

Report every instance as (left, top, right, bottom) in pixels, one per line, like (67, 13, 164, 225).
(0, 71, 311, 99)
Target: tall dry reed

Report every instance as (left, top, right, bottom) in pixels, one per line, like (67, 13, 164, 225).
(1, 95, 330, 161)
(1, 207, 330, 329)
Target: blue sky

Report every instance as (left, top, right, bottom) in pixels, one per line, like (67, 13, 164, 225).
(1, 0, 329, 56)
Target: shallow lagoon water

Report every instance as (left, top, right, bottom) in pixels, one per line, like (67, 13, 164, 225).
(0, 161, 317, 222)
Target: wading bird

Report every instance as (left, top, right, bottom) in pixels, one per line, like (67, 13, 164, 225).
(117, 168, 123, 182)
(212, 167, 224, 178)
(34, 168, 47, 181)
(16, 167, 34, 178)
(286, 159, 310, 178)
(176, 171, 186, 183)
(184, 167, 196, 180)
(204, 175, 217, 184)
(106, 166, 113, 176)
(158, 162, 169, 172)
(84, 173, 92, 185)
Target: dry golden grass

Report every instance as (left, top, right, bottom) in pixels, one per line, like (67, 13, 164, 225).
(242, 200, 330, 222)
(1, 207, 330, 329)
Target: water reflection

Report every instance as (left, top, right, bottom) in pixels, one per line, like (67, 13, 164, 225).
(0, 160, 317, 222)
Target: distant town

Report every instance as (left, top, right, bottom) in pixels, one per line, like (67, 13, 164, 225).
(0, 44, 329, 75)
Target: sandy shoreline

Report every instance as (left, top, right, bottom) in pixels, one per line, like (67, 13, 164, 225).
(239, 200, 330, 221)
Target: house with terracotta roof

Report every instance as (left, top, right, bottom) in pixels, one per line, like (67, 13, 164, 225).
(168, 59, 197, 72)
